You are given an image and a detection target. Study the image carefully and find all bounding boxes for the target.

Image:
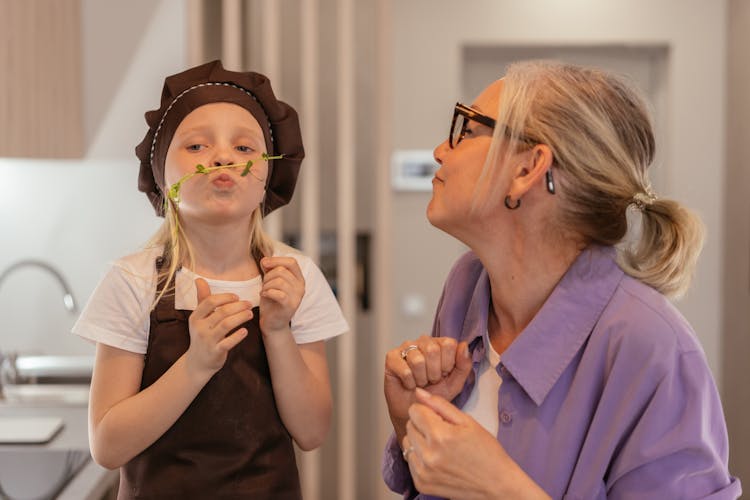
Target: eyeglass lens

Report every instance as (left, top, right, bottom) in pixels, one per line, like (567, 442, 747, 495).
(450, 113, 468, 148)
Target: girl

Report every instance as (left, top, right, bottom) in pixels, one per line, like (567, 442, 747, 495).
(74, 60, 348, 499)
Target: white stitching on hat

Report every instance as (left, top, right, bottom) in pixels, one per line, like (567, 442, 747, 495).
(148, 82, 274, 169)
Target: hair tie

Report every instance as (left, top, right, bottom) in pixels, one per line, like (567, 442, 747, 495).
(632, 188, 657, 210)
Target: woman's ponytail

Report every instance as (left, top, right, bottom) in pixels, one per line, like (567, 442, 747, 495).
(619, 198, 705, 298)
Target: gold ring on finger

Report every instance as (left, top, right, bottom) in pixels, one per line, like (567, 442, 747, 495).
(400, 345, 419, 360)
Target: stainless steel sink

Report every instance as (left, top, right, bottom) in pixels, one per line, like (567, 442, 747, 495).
(0, 448, 89, 499)
(2, 355, 93, 384)
(1, 384, 90, 406)
(1, 355, 92, 406)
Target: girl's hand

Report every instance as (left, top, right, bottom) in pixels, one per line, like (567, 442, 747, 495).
(402, 389, 550, 500)
(384, 336, 472, 442)
(259, 257, 305, 336)
(186, 278, 253, 376)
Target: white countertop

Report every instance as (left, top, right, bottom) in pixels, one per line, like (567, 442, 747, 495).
(0, 399, 118, 499)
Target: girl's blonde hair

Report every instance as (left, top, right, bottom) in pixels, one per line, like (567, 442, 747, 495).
(147, 197, 274, 306)
(483, 60, 704, 298)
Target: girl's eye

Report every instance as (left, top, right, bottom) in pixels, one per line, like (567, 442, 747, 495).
(186, 144, 203, 151)
(236, 145, 254, 153)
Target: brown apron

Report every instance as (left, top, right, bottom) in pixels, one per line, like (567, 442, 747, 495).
(118, 268, 301, 499)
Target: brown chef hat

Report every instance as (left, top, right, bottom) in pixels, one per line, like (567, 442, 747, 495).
(136, 60, 304, 216)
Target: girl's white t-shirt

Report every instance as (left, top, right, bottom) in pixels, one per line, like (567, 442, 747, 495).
(72, 244, 349, 354)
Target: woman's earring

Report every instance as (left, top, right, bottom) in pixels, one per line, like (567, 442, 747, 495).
(504, 195, 521, 210)
(546, 169, 556, 194)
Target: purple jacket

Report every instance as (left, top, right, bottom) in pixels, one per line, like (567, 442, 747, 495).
(382, 245, 741, 499)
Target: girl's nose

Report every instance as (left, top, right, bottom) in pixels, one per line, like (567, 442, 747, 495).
(210, 141, 237, 167)
(212, 151, 233, 167)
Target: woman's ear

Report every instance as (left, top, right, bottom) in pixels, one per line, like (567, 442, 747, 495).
(507, 144, 554, 200)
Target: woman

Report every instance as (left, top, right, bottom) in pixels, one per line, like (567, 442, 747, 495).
(382, 60, 740, 499)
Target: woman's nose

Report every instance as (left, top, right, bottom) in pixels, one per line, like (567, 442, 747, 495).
(433, 140, 448, 165)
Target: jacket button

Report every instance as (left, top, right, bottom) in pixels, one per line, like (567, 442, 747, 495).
(500, 411, 512, 424)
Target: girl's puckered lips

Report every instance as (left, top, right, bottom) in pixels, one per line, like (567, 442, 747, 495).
(212, 172, 236, 188)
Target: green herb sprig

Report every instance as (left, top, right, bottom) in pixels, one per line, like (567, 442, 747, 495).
(166, 152, 284, 205)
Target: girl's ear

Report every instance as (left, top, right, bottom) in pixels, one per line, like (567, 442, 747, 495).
(506, 144, 554, 200)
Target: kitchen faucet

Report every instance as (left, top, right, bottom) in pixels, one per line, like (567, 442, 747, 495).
(0, 259, 79, 392)
(0, 259, 77, 313)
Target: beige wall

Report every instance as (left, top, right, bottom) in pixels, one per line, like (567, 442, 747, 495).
(389, 0, 728, 386)
(723, 0, 750, 487)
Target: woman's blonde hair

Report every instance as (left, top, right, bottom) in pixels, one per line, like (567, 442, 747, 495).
(484, 60, 704, 298)
(147, 197, 274, 306)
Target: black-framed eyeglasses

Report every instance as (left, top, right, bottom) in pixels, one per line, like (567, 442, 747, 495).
(448, 102, 556, 194)
(449, 103, 496, 149)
